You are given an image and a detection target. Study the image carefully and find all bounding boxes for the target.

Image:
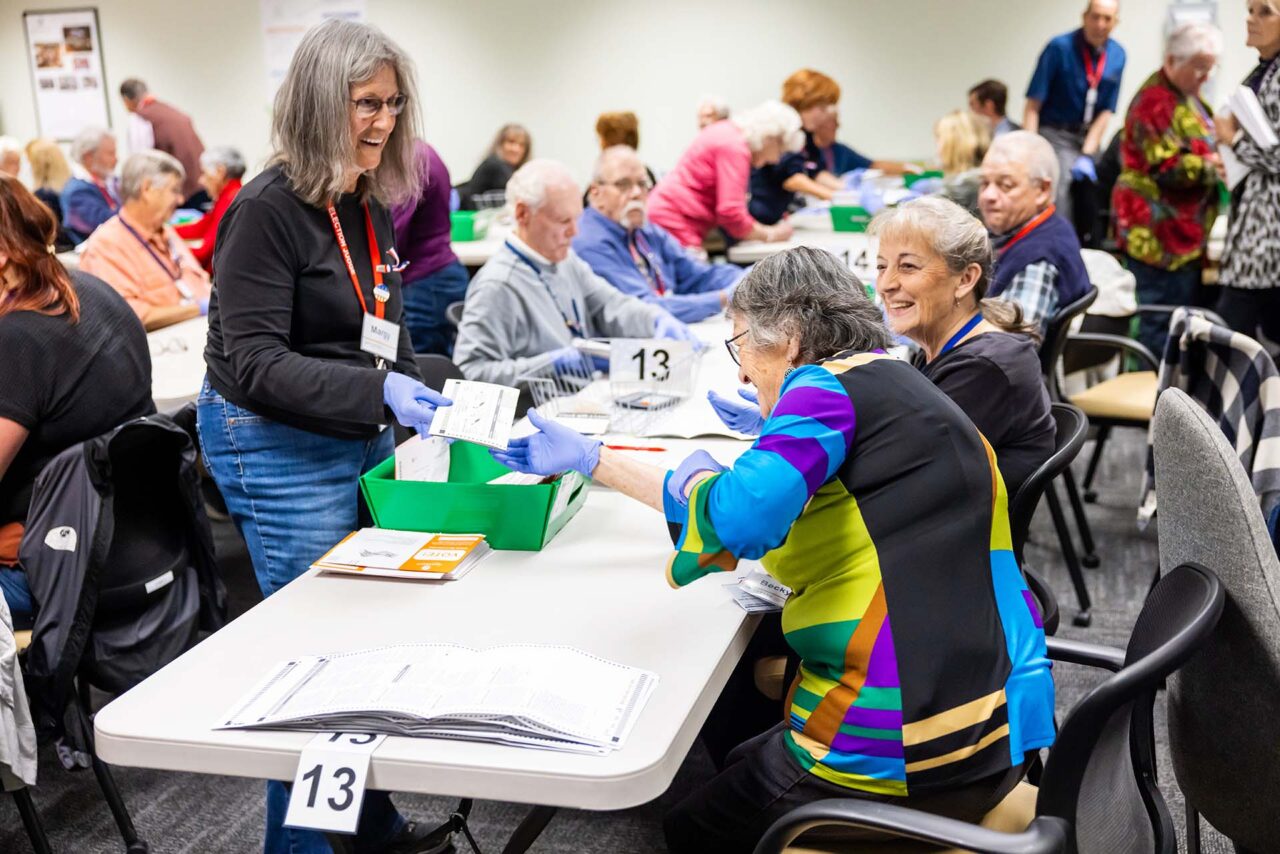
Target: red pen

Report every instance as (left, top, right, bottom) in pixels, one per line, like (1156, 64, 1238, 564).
(605, 444, 668, 452)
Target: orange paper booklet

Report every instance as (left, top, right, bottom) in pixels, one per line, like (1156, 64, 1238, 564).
(312, 529, 491, 581)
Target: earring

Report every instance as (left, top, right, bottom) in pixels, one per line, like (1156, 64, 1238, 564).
(784, 366, 796, 379)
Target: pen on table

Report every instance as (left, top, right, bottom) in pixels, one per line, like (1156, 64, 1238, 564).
(604, 444, 668, 452)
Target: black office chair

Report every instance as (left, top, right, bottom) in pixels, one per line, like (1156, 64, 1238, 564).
(1039, 287, 1102, 573)
(752, 562, 1224, 854)
(1010, 403, 1091, 628)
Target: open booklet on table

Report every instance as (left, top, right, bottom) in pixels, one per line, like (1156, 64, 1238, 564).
(217, 643, 658, 755)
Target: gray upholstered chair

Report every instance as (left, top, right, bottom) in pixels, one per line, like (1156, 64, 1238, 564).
(1151, 388, 1280, 854)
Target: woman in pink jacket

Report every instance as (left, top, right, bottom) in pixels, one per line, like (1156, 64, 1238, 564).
(648, 101, 802, 249)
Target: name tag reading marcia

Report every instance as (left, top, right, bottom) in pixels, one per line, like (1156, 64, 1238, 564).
(361, 314, 400, 362)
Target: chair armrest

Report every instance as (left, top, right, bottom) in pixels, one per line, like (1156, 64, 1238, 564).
(1135, 304, 1228, 327)
(753, 798, 1068, 854)
(1066, 332, 1160, 372)
(1046, 636, 1125, 672)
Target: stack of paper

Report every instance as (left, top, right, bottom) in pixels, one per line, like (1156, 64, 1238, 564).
(313, 528, 490, 581)
(1228, 85, 1279, 149)
(218, 644, 658, 755)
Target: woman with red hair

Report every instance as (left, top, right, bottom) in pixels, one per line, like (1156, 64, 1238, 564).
(0, 175, 153, 625)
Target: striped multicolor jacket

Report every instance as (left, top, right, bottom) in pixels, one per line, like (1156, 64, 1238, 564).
(663, 352, 1055, 796)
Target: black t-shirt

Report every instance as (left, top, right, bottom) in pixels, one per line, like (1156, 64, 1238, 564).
(204, 166, 422, 439)
(918, 331, 1055, 499)
(0, 272, 154, 524)
(748, 151, 812, 225)
(460, 154, 514, 209)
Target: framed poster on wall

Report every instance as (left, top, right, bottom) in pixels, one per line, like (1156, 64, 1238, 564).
(23, 8, 111, 140)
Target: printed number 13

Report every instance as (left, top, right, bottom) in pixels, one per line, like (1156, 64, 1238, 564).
(631, 348, 670, 380)
(300, 764, 356, 811)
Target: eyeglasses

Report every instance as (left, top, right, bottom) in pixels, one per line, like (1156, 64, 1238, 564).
(598, 177, 653, 194)
(725, 329, 749, 366)
(350, 93, 408, 119)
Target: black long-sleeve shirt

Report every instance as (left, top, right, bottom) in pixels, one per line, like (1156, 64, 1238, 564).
(204, 166, 422, 439)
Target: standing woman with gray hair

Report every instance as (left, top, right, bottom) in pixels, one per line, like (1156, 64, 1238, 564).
(198, 19, 451, 854)
(1113, 21, 1224, 358)
(1215, 0, 1280, 345)
(490, 247, 1054, 853)
(174, 145, 246, 272)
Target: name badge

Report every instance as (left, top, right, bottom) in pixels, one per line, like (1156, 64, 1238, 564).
(1083, 87, 1099, 125)
(361, 313, 400, 362)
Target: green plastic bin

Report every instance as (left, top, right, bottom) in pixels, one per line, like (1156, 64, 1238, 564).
(359, 442, 589, 551)
(450, 210, 480, 242)
(830, 205, 873, 233)
(903, 169, 944, 188)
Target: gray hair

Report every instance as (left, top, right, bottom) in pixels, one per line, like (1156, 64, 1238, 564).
(1167, 21, 1223, 63)
(268, 19, 422, 207)
(200, 145, 246, 180)
(70, 126, 112, 165)
(869, 196, 1039, 338)
(730, 246, 891, 364)
(697, 95, 730, 121)
(985, 130, 1060, 189)
(506, 158, 576, 211)
(119, 78, 148, 100)
(732, 100, 805, 153)
(119, 150, 184, 201)
(591, 145, 641, 182)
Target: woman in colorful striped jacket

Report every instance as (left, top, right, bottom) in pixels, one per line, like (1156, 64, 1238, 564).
(491, 246, 1055, 853)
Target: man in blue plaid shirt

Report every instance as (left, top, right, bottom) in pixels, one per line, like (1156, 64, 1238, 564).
(979, 131, 1092, 330)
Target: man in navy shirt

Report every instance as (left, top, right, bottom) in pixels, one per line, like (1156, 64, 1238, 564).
(1023, 0, 1125, 222)
(575, 146, 742, 323)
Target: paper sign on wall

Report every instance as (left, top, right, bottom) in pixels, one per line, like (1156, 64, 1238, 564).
(22, 8, 111, 141)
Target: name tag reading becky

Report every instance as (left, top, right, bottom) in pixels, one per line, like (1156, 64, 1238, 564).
(361, 313, 400, 362)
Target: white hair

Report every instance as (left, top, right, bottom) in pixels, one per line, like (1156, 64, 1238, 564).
(985, 130, 1060, 189)
(200, 146, 246, 180)
(592, 145, 642, 182)
(0, 137, 20, 157)
(119, 149, 185, 201)
(506, 158, 576, 211)
(1166, 21, 1223, 63)
(732, 100, 805, 153)
(70, 126, 112, 165)
(697, 94, 730, 120)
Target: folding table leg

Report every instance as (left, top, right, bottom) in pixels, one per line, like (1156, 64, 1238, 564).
(500, 805, 557, 854)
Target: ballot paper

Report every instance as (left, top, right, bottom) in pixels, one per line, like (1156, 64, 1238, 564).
(429, 379, 519, 449)
(217, 644, 658, 755)
(314, 530, 490, 582)
(394, 435, 451, 482)
(318, 528, 427, 571)
(1227, 86, 1279, 149)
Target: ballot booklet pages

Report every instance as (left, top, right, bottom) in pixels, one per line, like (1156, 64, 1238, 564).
(312, 528, 490, 581)
(429, 379, 519, 449)
(217, 644, 658, 755)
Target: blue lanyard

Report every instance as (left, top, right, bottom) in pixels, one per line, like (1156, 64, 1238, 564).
(505, 241, 584, 338)
(629, 230, 668, 295)
(939, 313, 983, 357)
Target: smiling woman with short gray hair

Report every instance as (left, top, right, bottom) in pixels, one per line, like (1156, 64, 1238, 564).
(196, 18, 453, 853)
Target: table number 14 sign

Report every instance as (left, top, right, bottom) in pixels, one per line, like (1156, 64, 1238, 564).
(609, 339, 693, 383)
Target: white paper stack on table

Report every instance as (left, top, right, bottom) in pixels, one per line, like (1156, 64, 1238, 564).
(312, 528, 490, 581)
(429, 379, 519, 449)
(217, 644, 658, 755)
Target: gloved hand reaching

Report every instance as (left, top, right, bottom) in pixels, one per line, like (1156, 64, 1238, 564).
(667, 450, 727, 507)
(489, 408, 602, 477)
(707, 388, 763, 435)
(383, 372, 452, 437)
(549, 346, 608, 375)
(1071, 154, 1097, 183)
(653, 312, 699, 344)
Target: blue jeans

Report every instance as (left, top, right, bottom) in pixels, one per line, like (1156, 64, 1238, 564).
(401, 260, 469, 356)
(0, 567, 34, 629)
(196, 379, 402, 854)
(1126, 256, 1200, 362)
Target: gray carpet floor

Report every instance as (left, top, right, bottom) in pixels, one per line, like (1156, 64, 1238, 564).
(0, 428, 1239, 853)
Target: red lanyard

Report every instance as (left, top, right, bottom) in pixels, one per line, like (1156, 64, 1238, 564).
(1081, 45, 1107, 92)
(998, 205, 1056, 257)
(326, 202, 386, 320)
(92, 177, 116, 211)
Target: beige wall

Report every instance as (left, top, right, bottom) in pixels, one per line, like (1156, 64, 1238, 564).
(0, 0, 1253, 186)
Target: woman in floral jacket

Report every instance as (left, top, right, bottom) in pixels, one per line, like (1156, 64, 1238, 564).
(1113, 21, 1223, 358)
